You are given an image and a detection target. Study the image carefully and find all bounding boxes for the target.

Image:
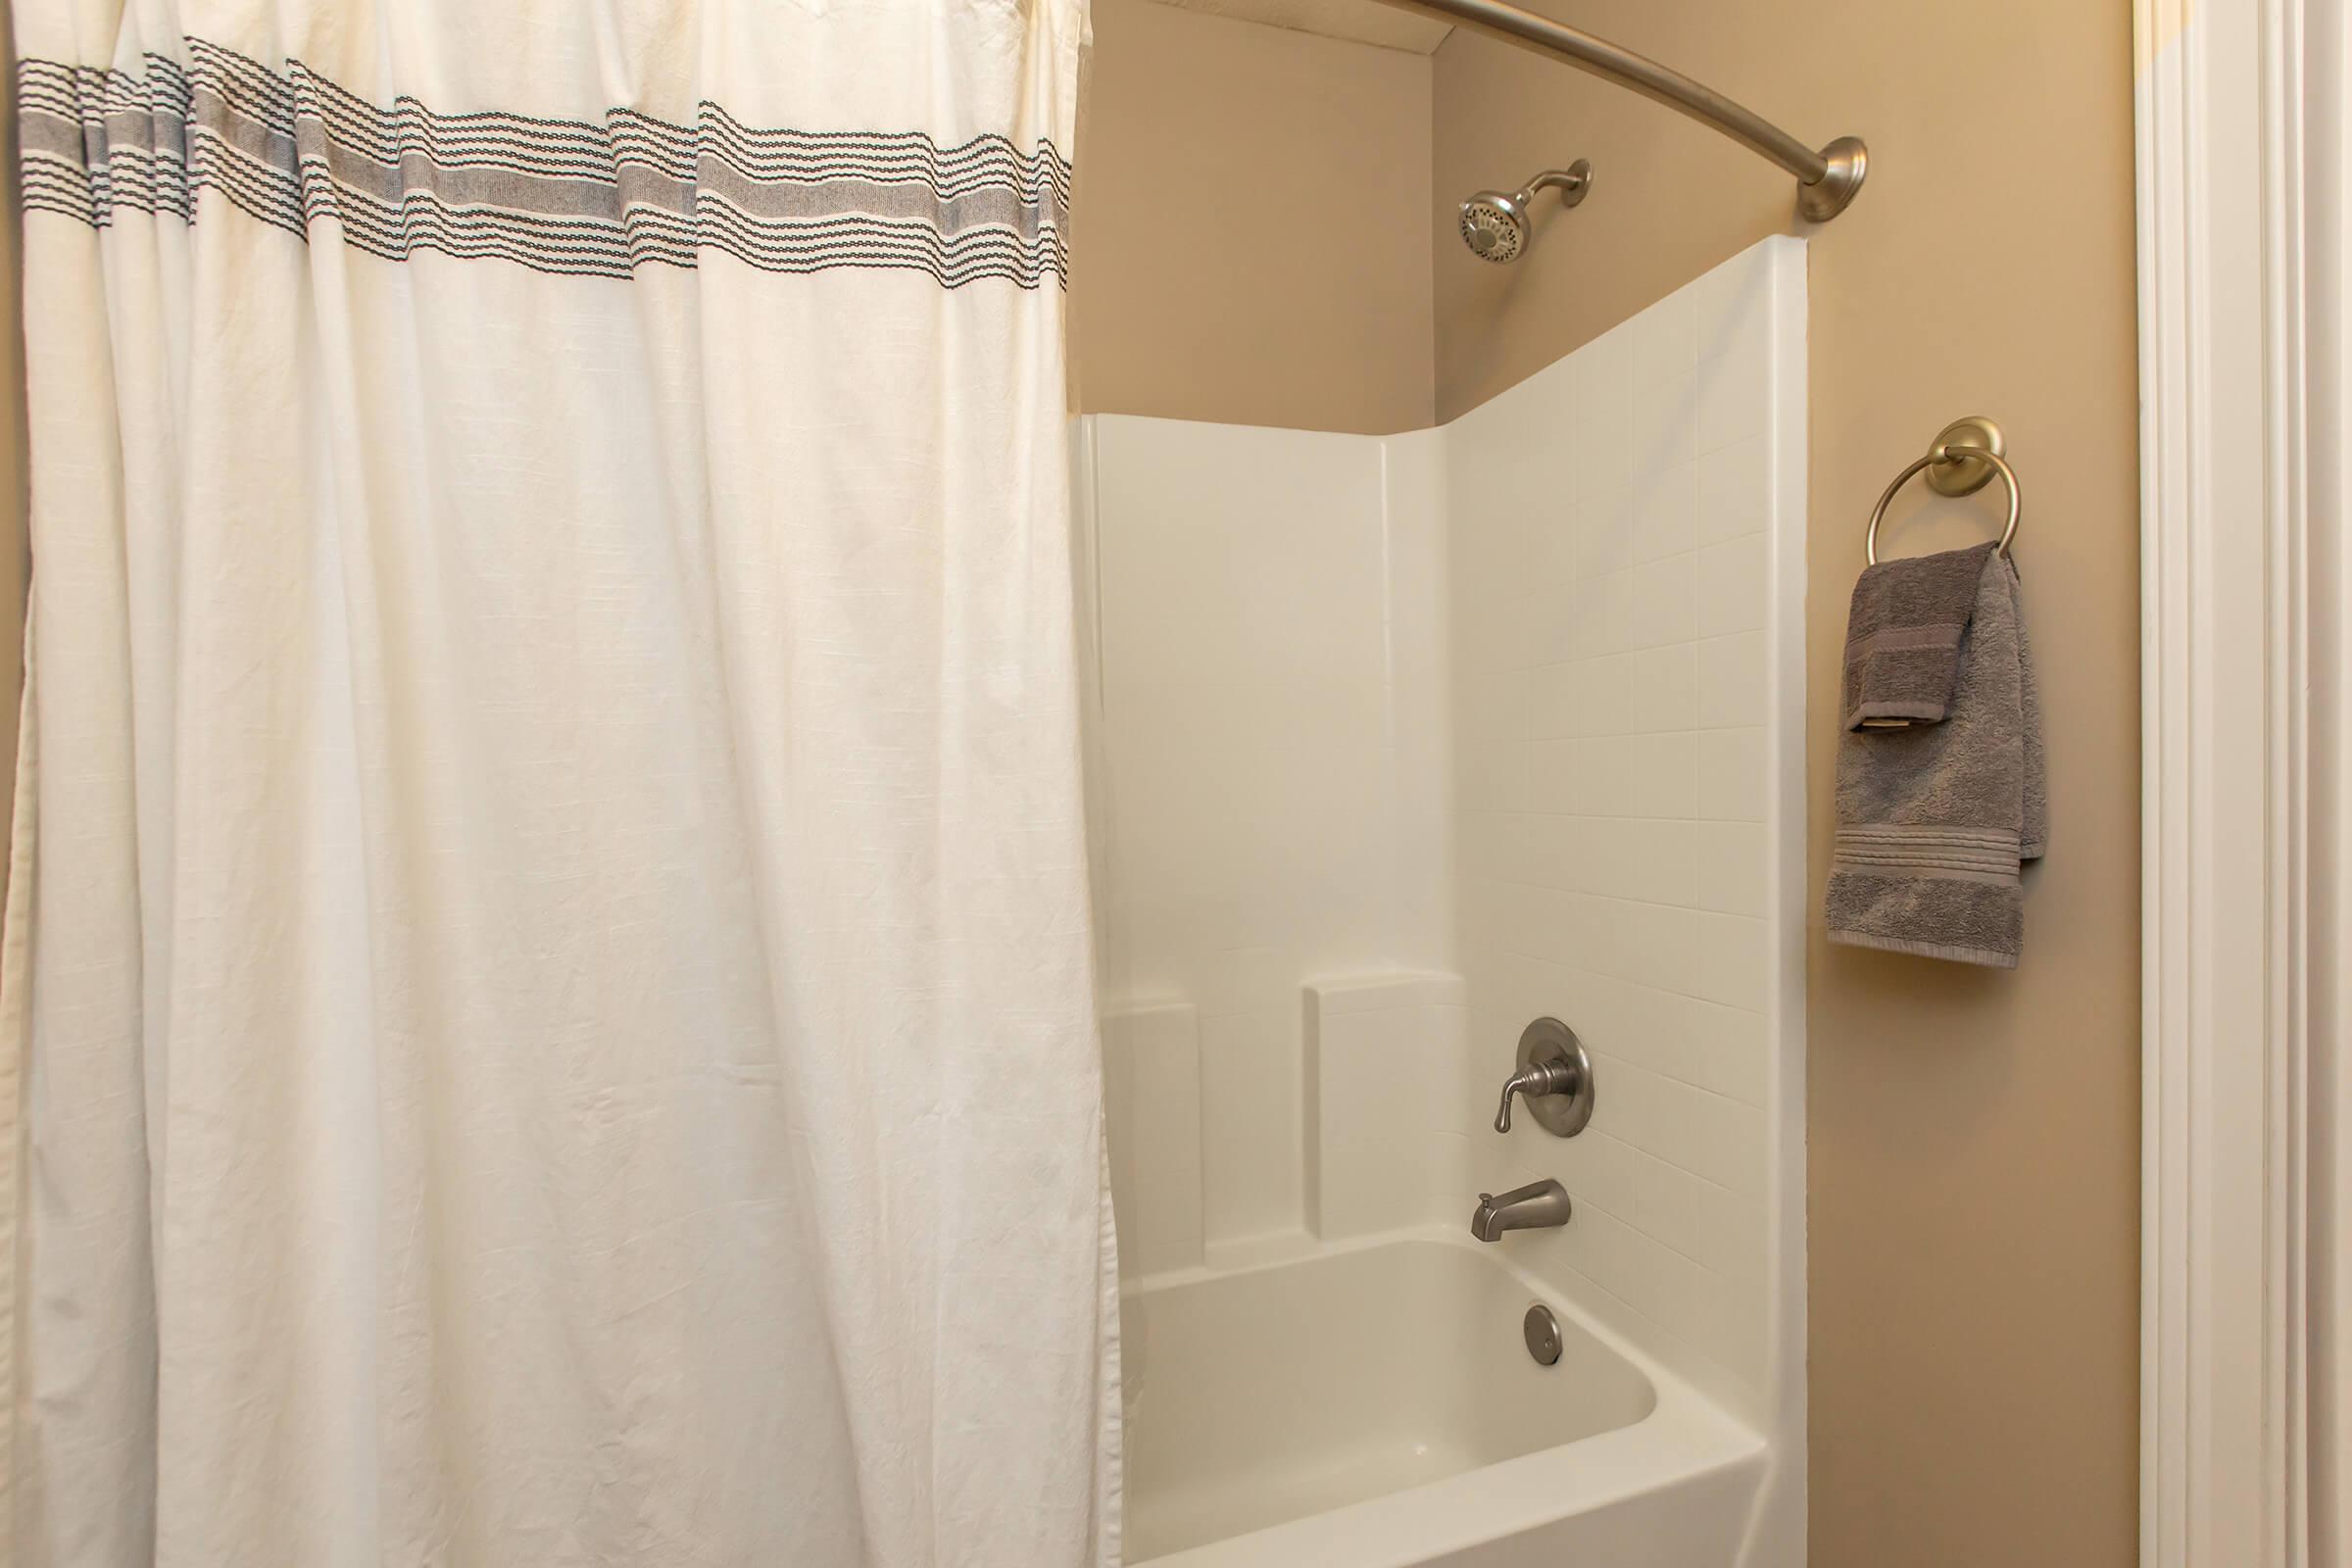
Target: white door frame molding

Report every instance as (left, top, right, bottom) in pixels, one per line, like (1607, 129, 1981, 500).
(2135, 2, 2336, 1565)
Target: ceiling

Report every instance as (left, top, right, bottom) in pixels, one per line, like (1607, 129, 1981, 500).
(1140, 0, 1453, 54)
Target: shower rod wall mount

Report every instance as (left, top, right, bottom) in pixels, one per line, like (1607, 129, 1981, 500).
(1370, 0, 1869, 221)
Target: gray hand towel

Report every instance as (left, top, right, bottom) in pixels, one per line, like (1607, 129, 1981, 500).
(1826, 544, 2045, 968)
(1840, 541, 1996, 728)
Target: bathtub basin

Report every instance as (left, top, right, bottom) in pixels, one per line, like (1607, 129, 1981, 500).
(1120, 1229, 1771, 1566)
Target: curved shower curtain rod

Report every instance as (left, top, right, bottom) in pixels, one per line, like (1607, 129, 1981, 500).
(1368, 0, 1868, 220)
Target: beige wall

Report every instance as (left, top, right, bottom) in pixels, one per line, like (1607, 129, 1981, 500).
(1070, 0, 1436, 434)
(1430, 5, 2140, 1565)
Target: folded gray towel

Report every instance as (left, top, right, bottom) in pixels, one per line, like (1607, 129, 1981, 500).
(1841, 541, 1995, 728)
(1826, 545, 2045, 968)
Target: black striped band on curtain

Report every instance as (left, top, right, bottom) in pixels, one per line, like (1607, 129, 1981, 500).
(16, 37, 1074, 289)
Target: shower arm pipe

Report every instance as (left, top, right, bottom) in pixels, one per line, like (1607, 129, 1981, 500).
(1367, 0, 1868, 220)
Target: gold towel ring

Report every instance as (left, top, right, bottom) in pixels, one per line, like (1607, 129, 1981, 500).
(1865, 423, 2021, 565)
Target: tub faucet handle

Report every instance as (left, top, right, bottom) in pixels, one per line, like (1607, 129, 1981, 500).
(1492, 1018, 1597, 1138)
(1494, 1062, 1575, 1133)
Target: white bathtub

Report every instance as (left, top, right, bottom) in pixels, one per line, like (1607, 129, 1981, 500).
(1120, 1230, 1771, 1567)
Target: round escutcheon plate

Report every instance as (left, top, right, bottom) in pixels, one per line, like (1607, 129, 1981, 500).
(1524, 1302, 1563, 1366)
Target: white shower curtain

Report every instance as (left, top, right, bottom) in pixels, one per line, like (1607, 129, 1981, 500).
(0, 2, 1117, 1565)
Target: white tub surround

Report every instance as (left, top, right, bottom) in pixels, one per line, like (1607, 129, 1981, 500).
(1080, 418, 1452, 1265)
(1446, 237, 1809, 1441)
(1080, 235, 1808, 1566)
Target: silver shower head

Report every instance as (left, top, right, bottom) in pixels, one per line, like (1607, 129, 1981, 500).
(1458, 159, 1592, 265)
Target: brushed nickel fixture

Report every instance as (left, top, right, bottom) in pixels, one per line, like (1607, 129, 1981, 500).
(1865, 416, 2021, 564)
(1471, 1178, 1574, 1242)
(1370, 0, 1867, 220)
(1493, 1017, 1595, 1137)
(1459, 160, 1591, 263)
(1523, 1302, 1564, 1366)
(1921, 415, 2008, 497)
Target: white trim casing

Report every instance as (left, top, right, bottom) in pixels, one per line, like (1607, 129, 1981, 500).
(2136, 1, 2331, 1565)
(2309, 5, 2352, 1555)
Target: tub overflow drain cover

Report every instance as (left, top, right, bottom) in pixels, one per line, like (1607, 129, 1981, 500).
(1523, 1302, 1562, 1367)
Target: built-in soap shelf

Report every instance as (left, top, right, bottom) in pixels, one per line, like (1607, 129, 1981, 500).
(1102, 971, 1480, 1277)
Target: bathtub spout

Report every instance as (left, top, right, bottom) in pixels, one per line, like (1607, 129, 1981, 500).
(1470, 1178, 1573, 1242)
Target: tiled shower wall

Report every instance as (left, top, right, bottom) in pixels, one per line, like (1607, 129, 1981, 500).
(1446, 237, 1805, 1423)
(1078, 236, 1805, 1428)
